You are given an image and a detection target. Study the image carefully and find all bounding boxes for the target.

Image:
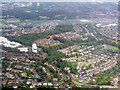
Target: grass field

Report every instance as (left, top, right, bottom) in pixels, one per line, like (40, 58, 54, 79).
(52, 43, 63, 46)
(0, 24, 4, 26)
(0, 19, 5, 21)
(0, 24, 5, 28)
(106, 45, 119, 51)
(25, 19, 31, 22)
(6, 19, 20, 23)
(111, 40, 120, 44)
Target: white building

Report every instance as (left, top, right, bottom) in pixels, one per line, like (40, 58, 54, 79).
(37, 2, 40, 6)
(32, 43, 37, 53)
(0, 37, 22, 48)
(18, 47, 28, 52)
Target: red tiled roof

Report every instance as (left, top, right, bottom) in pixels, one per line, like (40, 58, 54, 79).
(70, 84, 76, 87)
(2, 80, 7, 83)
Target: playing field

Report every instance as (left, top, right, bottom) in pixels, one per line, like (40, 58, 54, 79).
(106, 45, 119, 51)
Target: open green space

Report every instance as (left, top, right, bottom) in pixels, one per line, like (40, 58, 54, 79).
(111, 40, 120, 44)
(106, 45, 119, 51)
(52, 43, 63, 46)
(0, 19, 5, 21)
(24, 19, 31, 22)
(6, 19, 20, 23)
(0, 24, 5, 28)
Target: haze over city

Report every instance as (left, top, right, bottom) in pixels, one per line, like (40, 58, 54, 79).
(1, 1, 119, 89)
(1, 0, 119, 2)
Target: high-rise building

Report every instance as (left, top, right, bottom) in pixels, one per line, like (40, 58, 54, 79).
(32, 43, 37, 53)
(37, 3, 40, 6)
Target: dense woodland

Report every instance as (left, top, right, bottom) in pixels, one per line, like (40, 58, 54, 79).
(6, 25, 73, 46)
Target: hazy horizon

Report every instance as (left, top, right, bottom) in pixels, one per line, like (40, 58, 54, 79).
(1, 0, 119, 2)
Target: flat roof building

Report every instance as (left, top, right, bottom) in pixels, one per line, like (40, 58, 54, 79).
(32, 43, 37, 53)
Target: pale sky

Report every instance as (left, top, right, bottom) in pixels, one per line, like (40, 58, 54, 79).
(1, 0, 119, 2)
